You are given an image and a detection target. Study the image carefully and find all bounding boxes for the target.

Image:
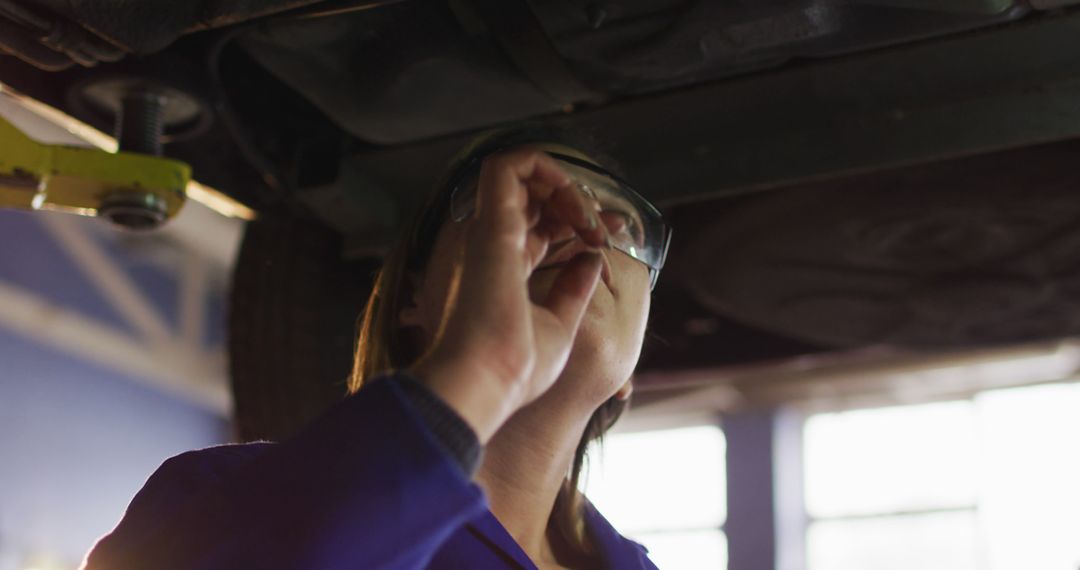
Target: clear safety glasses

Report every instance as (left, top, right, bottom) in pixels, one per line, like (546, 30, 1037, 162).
(449, 152, 672, 289)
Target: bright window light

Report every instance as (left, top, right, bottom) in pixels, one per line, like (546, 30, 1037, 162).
(804, 381, 1080, 570)
(634, 528, 727, 570)
(804, 400, 978, 518)
(807, 511, 978, 570)
(976, 382, 1080, 570)
(581, 425, 726, 569)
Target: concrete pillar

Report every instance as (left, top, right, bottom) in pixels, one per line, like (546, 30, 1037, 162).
(724, 407, 806, 570)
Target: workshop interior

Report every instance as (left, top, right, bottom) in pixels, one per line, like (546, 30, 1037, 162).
(2, 1, 1080, 568)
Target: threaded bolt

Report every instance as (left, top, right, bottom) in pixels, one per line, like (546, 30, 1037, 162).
(115, 90, 167, 156)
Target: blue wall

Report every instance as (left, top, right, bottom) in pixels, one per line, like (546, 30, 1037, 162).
(0, 211, 231, 569)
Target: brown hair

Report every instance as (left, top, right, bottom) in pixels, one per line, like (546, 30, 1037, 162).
(347, 125, 632, 560)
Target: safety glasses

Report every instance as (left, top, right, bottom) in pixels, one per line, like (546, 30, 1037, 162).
(449, 152, 672, 289)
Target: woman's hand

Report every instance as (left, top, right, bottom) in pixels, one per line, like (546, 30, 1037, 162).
(409, 148, 609, 444)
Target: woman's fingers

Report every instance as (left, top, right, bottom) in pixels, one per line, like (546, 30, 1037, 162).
(524, 231, 550, 271)
(474, 149, 605, 247)
(474, 149, 571, 233)
(535, 202, 580, 248)
(526, 198, 543, 229)
(541, 251, 603, 332)
(453, 148, 608, 399)
(414, 148, 616, 438)
(468, 148, 610, 290)
(546, 182, 609, 248)
(462, 151, 555, 306)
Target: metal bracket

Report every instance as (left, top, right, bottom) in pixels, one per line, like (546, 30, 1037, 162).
(0, 114, 190, 229)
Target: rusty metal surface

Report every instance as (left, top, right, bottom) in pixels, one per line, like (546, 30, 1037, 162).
(678, 139, 1080, 349)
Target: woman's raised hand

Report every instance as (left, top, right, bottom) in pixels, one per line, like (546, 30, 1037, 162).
(409, 148, 609, 444)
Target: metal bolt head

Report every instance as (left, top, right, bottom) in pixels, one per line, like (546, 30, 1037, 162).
(98, 190, 169, 230)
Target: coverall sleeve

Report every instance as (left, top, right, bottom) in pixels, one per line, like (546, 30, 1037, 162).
(81, 373, 489, 570)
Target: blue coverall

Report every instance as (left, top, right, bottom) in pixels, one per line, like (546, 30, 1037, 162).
(81, 373, 660, 569)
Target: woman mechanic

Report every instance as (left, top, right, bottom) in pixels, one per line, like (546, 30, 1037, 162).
(82, 126, 672, 570)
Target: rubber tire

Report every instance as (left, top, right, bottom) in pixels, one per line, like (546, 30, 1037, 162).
(229, 213, 378, 442)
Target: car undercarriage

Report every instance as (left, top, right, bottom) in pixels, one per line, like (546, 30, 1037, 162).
(4, 0, 1080, 437)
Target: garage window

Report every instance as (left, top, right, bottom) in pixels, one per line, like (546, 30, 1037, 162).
(804, 382, 1080, 570)
(581, 425, 727, 570)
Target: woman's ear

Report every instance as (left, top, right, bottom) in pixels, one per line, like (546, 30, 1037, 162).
(615, 378, 633, 401)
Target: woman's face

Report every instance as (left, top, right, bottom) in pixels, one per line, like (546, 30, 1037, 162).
(399, 144, 651, 415)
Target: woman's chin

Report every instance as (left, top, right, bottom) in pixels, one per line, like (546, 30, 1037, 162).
(574, 291, 616, 342)
(571, 314, 631, 373)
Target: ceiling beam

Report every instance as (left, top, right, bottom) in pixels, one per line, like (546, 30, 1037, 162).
(0, 279, 231, 415)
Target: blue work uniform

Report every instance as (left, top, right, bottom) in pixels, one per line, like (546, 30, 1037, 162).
(82, 373, 660, 569)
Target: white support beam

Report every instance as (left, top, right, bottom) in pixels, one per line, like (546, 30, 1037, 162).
(0, 279, 231, 415)
(179, 249, 209, 351)
(38, 214, 174, 348)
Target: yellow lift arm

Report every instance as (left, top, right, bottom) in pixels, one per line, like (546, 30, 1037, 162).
(0, 114, 190, 229)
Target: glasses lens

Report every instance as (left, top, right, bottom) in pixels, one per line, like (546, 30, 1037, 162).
(449, 155, 671, 284)
(556, 160, 669, 275)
